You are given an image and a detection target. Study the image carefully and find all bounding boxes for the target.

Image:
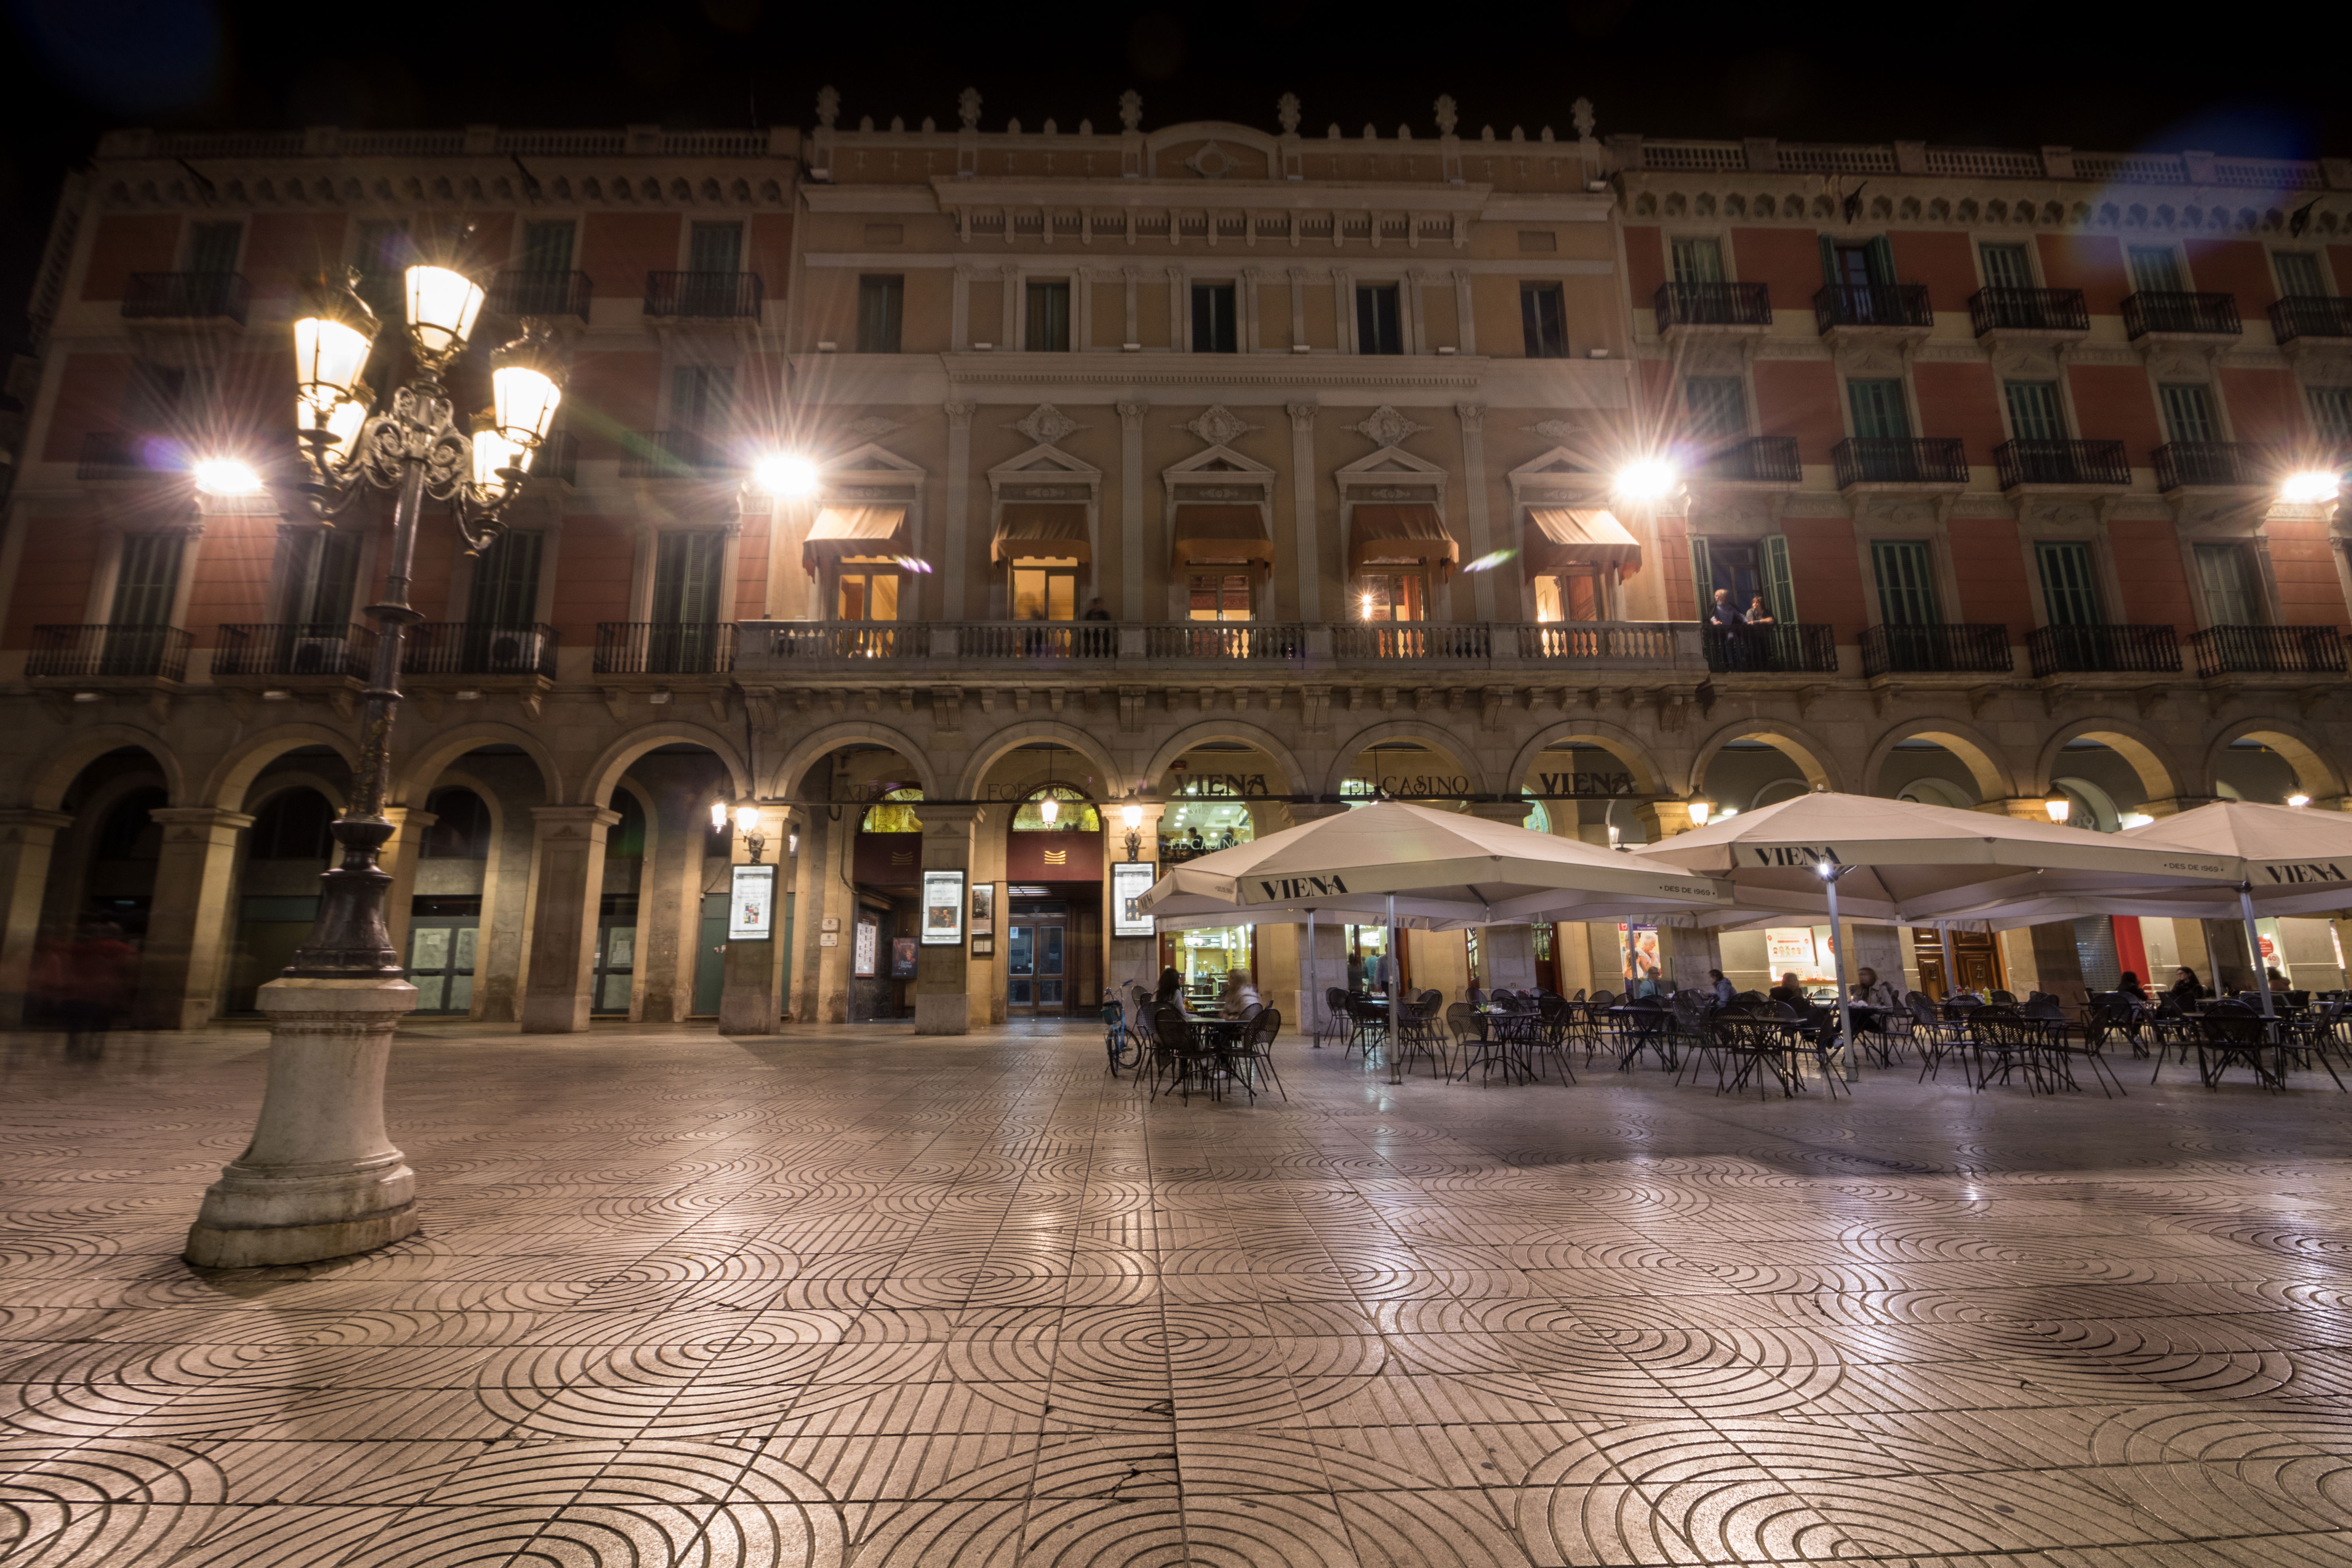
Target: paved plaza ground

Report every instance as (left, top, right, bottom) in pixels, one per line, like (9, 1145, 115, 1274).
(3, 1015, 2351, 1566)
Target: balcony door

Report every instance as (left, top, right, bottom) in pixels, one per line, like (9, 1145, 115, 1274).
(521, 220, 575, 275)
(836, 568, 901, 621)
(2195, 544, 2263, 626)
(1670, 237, 1724, 285)
(185, 220, 241, 277)
(1848, 379, 1911, 439)
(1979, 243, 2033, 290)
(652, 530, 727, 672)
(689, 221, 743, 274)
(2036, 542, 2104, 628)
(281, 526, 361, 629)
(2160, 384, 2219, 444)
(2004, 382, 2066, 442)
(467, 529, 542, 628)
(2127, 245, 2185, 294)
(104, 532, 186, 676)
(1871, 540, 1941, 626)
(670, 365, 733, 462)
(1188, 573, 1253, 621)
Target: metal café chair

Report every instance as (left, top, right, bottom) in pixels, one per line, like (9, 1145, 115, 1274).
(1447, 1001, 1522, 1086)
(1966, 1005, 2050, 1095)
(2187, 1001, 2285, 1092)
(1239, 1007, 1287, 1100)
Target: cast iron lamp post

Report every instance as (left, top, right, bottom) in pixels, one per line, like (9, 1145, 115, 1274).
(184, 265, 566, 1268)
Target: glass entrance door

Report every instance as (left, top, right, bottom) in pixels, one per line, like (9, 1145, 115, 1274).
(1006, 904, 1068, 1015)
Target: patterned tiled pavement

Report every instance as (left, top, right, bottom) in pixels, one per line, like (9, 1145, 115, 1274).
(4, 1016, 2352, 1566)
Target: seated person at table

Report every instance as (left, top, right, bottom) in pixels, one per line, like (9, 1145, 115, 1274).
(1218, 970, 1260, 1016)
(2265, 967, 2291, 995)
(2117, 970, 2148, 1001)
(1710, 969, 1736, 1007)
(2169, 966, 2207, 1009)
(1850, 967, 1900, 1009)
(1345, 952, 1364, 994)
(1631, 965, 1663, 999)
(1154, 966, 1183, 1005)
(1768, 972, 1806, 1007)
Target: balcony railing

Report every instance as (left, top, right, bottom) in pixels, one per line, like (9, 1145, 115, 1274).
(593, 622, 738, 675)
(1513, 623, 1683, 661)
(1968, 287, 2090, 337)
(643, 271, 763, 319)
(2189, 624, 2347, 677)
(1813, 282, 1933, 333)
(765, 624, 923, 661)
(488, 269, 593, 321)
(1653, 281, 1772, 331)
(1698, 436, 1802, 484)
(2122, 291, 2241, 338)
(958, 623, 1120, 659)
(1860, 623, 2013, 677)
(1704, 622, 1839, 674)
(1333, 623, 1494, 660)
(76, 431, 176, 481)
(1995, 439, 2132, 489)
(2027, 624, 2183, 677)
(122, 271, 250, 324)
(213, 623, 376, 678)
(2269, 296, 2352, 344)
(28, 624, 190, 681)
(2154, 441, 2265, 490)
(403, 622, 559, 678)
(1144, 624, 1309, 659)
(1833, 437, 1970, 488)
(618, 429, 734, 478)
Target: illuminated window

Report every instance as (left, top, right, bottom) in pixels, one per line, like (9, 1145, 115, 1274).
(1356, 572, 1425, 622)
(1011, 563, 1078, 621)
(836, 570, 900, 622)
(1011, 787, 1102, 832)
(1188, 573, 1252, 621)
(860, 787, 924, 834)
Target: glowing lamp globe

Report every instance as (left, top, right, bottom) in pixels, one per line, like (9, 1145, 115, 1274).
(403, 265, 486, 361)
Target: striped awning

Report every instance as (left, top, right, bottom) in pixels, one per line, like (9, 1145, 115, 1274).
(1525, 506, 1641, 570)
(1348, 504, 1459, 575)
(801, 504, 908, 572)
(1171, 504, 1274, 568)
(992, 503, 1091, 563)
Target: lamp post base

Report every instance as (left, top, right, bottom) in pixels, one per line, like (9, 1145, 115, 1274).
(184, 976, 419, 1269)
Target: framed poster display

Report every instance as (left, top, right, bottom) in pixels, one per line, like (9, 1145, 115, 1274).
(970, 882, 995, 935)
(727, 864, 776, 939)
(1111, 861, 1156, 937)
(891, 936, 919, 978)
(852, 919, 879, 977)
(920, 870, 966, 945)
(970, 933, 995, 958)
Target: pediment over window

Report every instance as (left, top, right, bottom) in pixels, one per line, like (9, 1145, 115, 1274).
(987, 442, 1104, 505)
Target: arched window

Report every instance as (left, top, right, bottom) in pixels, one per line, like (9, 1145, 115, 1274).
(861, 787, 924, 833)
(606, 790, 647, 858)
(248, 789, 337, 860)
(421, 788, 492, 858)
(1522, 793, 1550, 835)
(94, 787, 167, 861)
(1011, 787, 1100, 832)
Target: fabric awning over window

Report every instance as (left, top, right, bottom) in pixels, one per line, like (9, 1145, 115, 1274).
(992, 502, 1091, 563)
(1525, 506, 1642, 572)
(1171, 504, 1275, 569)
(1348, 503, 1459, 576)
(801, 504, 908, 572)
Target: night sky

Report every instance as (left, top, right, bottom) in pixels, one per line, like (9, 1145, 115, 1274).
(4, 0, 2350, 368)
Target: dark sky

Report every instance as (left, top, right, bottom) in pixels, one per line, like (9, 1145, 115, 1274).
(6, 0, 2352, 367)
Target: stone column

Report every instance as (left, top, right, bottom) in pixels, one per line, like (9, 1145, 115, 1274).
(135, 806, 254, 1031)
(377, 806, 435, 971)
(719, 803, 798, 1035)
(0, 808, 73, 1027)
(913, 804, 983, 1035)
(518, 805, 620, 1034)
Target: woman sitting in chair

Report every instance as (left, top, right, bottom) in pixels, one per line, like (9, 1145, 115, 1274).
(1218, 969, 1261, 1017)
(1155, 966, 1183, 1006)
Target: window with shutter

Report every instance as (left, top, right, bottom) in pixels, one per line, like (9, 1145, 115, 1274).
(857, 275, 904, 352)
(2194, 544, 2262, 625)
(2160, 384, 2218, 444)
(2273, 251, 2326, 298)
(1979, 243, 2033, 290)
(2127, 246, 2185, 294)
(2004, 382, 2066, 441)
(1190, 283, 1238, 352)
(653, 531, 727, 625)
(1670, 237, 1725, 284)
(1762, 535, 1797, 623)
(1684, 378, 1748, 445)
(468, 530, 543, 627)
(521, 222, 574, 274)
(1519, 284, 1567, 357)
(2309, 385, 2352, 444)
(2036, 542, 2103, 627)
(688, 222, 743, 273)
(1847, 379, 1911, 439)
(110, 533, 186, 627)
(186, 221, 241, 275)
(1871, 540, 1940, 626)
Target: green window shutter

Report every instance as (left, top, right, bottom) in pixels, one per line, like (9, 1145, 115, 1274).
(2036, 542, 2102, 627)
(1763, 535, 1797, 623)
(1818, 234, 1836, 287)
(2004, 382, 2066, 442)
(1688, 536, 1713, 615)
(1867, 236, 1896, 284)
(109, 533, 185, 626)
(2160, 383, 2216, 444)
(1848, 378, 1911, 439)
(1871, 540, 1941, 626)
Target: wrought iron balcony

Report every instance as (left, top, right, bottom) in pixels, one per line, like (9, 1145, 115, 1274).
(1995, 439, 2132, 489)
(1968, 287, 2089, 337)
(593, 622, 738, 675)
(643, 271, 763, 320)
(1143, 624, 1310, 659)
(1833, 437, 1969, 488)
(2189, 624, 2347, 677)
(618, 429, 734, 478)
(403, 622, 559, 678)
(1813, 283, 1933, 333)
(28, 624, 190, 681)
(76, 431, 175, 481)
(1653, 281, 1772, 331)
(2154, 442, 2265, 491)
(212, 623, 376, 678)
(1697, 436, 1802, 484)
(488, 269, 593, 321)
(2269, 296, 2352, 344)
(2122, 291, 2241, 338)
(1860, 623, 2013, 677)
(1704, 622, 1838, 674)
(2027, 624, 2182, 677)
(122, 271, 250, 324)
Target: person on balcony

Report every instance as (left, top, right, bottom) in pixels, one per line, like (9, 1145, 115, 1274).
(1744, 595, 1775, 626)
(1707, 588, 1745, 626)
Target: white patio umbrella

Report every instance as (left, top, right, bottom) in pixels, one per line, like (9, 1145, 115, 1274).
(1138, 800, 1733, 1083)
(1911, 800, 2352, 1017)
(1629, 791, 2245, 1073)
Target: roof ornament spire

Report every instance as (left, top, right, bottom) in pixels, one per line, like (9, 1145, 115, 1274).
(1277, 93, 1300, 135)
(816, 86, 839, 130)
(959, 87, 981, 130)
(1119, 90, 1142, 132)
(1573, 97, 1596, 142)
(1434, 95, 1458, 137)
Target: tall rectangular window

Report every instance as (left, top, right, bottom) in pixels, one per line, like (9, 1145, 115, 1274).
(2004, 381, 2066, 441)
(185, 220, 241, 275)
(1979, 242, 2033, 290)
(1355, 283, 1403, 354)
(1188, 573, 1252, 621)
(2274, 250, 2327, 297)
(836, 571, 900, 622)
(1190, 282, 1237, 352)
(1847, 378, 1911, 438)
(1519, 283, 1567, 357)
(282, 526, 363, 627)
(653, 531, 727, 625)
(2195, 544, 2262, 625)
(2036, 541, 2103, 627)
(110, 533, 185, 625)
(670, 366, 733, 435)
(1010, 566, 1077, 621)
(857, 274, 904, 352)
(1025, 280, 1071, 351)
(521, 221, 575, 273)
(1829, 242, 1883, 288)
(1685, 377, 1748, 445)
(124, 361, 187, 430)
(2160, 383, 2219, 443)
(1871, 540, 1940, 626)
(1356, 571, 1425, 621)
(468, 529, 542, 627)
(2127, 245, 2185, 294)
(688, 221, 743, 273)
(1670, 237, 1725, 284)
(2309, 385, 2352, 444)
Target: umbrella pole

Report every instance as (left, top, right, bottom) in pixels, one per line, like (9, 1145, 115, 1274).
(1306, 909, 1318, 1047)
(1825, 872, 1857, 1083)
(1938, 924, 1958, 1001)
(1387, 893, 1403, 1087)
(2241, 884, 2276, 1020)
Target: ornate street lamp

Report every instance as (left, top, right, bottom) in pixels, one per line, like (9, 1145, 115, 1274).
(185, 264, 565, 1270)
